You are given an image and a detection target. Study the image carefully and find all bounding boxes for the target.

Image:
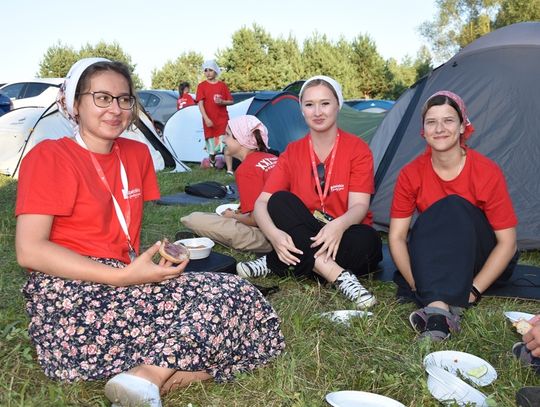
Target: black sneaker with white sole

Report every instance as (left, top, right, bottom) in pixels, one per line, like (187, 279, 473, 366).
(334, 270, 376, 309)
(236, 256, 272, 278)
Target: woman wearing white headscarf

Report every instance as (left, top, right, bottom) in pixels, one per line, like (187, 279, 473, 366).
(236, 76, 382, 309)
(181, 115, 277, 252)
(15, 58, 284, 407)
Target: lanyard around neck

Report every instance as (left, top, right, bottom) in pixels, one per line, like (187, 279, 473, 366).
(308, 133, 339, 213)
(74, 133, 135, 260)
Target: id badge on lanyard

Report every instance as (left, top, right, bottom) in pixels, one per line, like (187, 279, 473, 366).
(309, 133, 339, 219)
(75, 133, 136, 262)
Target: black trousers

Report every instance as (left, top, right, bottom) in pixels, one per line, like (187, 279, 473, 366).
(266, 191, 382, 279)
(394, 195, 518, 307)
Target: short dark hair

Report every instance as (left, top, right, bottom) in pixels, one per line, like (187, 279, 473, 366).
(75, 61, 139, 125)
(179, 81, 190, 93)
(422, 94, 463, 124)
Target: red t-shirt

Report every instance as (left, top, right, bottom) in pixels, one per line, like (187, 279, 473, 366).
(16, 137, 160, 264)
(263, 131, 374, 224)
(195, 80, 232, 139)
(391, 148, 517, 230)
(177, 93, 196, 110)
(236, 151, 278, 213)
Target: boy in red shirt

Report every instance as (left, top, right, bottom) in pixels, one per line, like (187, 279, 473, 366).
(196, 60, 234, 172)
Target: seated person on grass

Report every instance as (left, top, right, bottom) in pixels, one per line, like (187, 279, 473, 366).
(388, 90, 519, 342)
(181, 115, 277, 253)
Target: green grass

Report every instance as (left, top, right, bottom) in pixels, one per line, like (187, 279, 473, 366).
(1, 168, 539, 406)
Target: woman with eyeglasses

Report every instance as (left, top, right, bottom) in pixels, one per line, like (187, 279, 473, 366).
(181, 115, 277, 253)
(389, 91, 518, 341)
(14, 58, 284, 407)
(236, 76, 382, 309)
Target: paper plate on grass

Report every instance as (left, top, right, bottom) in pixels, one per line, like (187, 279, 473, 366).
(319, 310, 373, 325)
(504, 311, 535, 324)
(215, 203, 239, 216)
(325, 390, 405, 407)
(423, 351, 497, 387)
(426, 365, 488, 406)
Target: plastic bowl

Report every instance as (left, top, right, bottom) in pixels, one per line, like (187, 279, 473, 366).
(175, 237, 214, 260)
(426, 365, 487, 406)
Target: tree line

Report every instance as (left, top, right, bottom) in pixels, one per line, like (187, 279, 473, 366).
(38, 0, 538, 100)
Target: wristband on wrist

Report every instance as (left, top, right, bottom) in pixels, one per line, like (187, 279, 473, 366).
(471, 285, 482, 304)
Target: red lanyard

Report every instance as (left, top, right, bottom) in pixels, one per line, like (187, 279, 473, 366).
(75, 134, 136, 261)
(308, 132, 339, 213)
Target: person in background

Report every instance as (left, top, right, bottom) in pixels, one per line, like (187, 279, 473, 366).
(196, 60, 234, 174)
(15, 58, 284, 407)
(181, 115, 277, 253)
(176, 81, 195, 110)
(389, 90, 518, 341)
(236, 75, 382, 309)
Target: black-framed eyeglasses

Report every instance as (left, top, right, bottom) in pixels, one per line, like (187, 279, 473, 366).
(316, 163, 325, 192)
(78, 91, 135, 110)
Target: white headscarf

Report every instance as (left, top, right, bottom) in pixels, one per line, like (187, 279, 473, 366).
(299, 75, 344, 109)
(57, 57, 110, 123)
(202, 60, 221, 76)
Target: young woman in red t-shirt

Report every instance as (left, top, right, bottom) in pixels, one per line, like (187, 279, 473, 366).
(236, 76, 382, 309)
(15, 58, 284, 407)
(389, 91, 519, 341)
(181, 115, 277, 252)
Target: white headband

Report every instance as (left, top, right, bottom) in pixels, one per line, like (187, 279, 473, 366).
(202, 60, 221, 76)
(299, 75, 344, 108)
(57, 57, 110, 121)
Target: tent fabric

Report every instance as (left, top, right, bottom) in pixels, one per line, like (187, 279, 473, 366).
(347, 99, 395, 113)
(337, 104, 386, 145)
(164, 91, 308, 162)
(164, 91, 386, 162)
(370, 22, 540, 250)
(0, 104, 188, 178)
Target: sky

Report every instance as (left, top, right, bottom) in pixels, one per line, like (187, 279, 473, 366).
(1, 0, 437, 88)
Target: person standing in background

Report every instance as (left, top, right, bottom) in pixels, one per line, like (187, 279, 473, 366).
(176, 82, 195, 110)
(196, 60, 234, 174)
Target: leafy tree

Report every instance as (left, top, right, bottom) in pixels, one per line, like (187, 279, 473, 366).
(414, 46, 434, 79)
(349, 34, 389, 99)
(38, 42, 79, 78)
(420, 0, 539, 62)
(38, 41, 144, 88)
(151, 52, 203, 90)
(302, 34, 357, 98)
(78, 41, 143, 89)
(494, 0, 540, 28)
(420, 0, 500, 62)
(384, 57, 417, 100)
(218, 24, 300, 91)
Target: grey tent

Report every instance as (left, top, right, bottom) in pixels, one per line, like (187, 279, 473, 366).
(370, 22, 540, 250)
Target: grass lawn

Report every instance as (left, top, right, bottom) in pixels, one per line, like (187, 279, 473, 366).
(1, 167, 539, 406)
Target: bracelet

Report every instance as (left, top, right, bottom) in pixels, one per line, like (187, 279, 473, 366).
(471, 285, 482, 304)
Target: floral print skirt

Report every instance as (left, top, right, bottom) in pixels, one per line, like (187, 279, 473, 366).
(22, 258, 285, 383)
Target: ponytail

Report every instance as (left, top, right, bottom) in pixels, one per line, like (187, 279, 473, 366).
(253, 129, 268, 152)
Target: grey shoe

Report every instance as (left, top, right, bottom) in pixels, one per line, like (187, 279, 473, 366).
(236, 256, 272, 278)
(335, 270, 376, 309)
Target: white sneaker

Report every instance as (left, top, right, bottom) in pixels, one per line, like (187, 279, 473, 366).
(335, 270, 377, 309)
(104, 373, 162, 407)
(236, 256, 272, 278)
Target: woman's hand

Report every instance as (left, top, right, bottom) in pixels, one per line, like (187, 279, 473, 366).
(116, 242, 188, 286)
(268, 229, 303, 266)
(221, 209, 235, 218)
(523, 320, 540, 358)
(310, 218, 346, 262)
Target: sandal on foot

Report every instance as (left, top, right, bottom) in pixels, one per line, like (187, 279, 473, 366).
(410, 306, 460, 341)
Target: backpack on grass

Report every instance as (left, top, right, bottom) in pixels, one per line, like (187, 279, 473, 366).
(185, 181, 227, 199)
